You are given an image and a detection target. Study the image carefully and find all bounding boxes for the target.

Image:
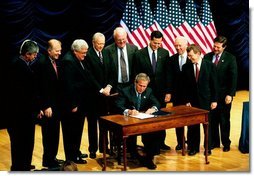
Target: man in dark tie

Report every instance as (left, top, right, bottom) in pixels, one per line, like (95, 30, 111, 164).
(115, 73, 160, 169)
(182, 44, 218, 156)
(85, 32, 113, 158)
(105, 27, 138, 93)
(203, 36, 238, 152)
(133, 30, 171, 151)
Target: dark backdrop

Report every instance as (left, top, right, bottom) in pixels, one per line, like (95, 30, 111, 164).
(0, 0, 249, 128)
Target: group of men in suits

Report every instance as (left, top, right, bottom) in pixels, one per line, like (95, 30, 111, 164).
(7, 26, 237, 171)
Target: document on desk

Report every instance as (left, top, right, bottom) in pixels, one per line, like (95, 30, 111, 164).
(130, 113, 155, 119)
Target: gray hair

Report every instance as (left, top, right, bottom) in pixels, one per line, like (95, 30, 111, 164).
(71, 39, 88, 52)
(92, 32, 105, 42)
(19, 39, 39, 55)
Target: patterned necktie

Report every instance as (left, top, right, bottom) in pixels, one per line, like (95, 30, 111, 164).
(137, 93, 141, 110)
(195, 63, 199, 82)
(214, 54, 219, 66)
(99, 52, 103, 64)
(152, 50, 156, 73)
(120, 48, 128, 83)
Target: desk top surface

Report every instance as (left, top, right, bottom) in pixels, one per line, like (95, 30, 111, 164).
(100, 105, 208, 127)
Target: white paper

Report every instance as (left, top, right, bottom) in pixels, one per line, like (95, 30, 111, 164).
(130, 112, 155, 119)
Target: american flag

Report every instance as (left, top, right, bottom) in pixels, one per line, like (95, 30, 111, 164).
(184, 0, 208, 55)
(199, 0, 217, 52)
(140, 0, 158, 43)
(154, 0, 176, 55)
(168, 0, 194, 45)
(120, 0, 148, 49)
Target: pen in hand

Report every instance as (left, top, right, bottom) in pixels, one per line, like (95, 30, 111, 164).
(130, 106, 139, 115)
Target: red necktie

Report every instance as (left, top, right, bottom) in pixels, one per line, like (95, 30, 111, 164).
(195, 63, 199, 82)
(52, 60, 58, 77)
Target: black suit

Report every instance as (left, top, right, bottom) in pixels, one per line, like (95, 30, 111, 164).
(168, 54, 192, 146)
(134, 47, 170, 147)
(182, 59, 218, 152)
(7, 57, 40, 171)
(105, 43, 138, 92)
(32, 54, 61, 165)
(84, 47, 113, 153)
(203, 51, 237, 147)
(60, 51, 101, 161)
(115, 84, 161, 159)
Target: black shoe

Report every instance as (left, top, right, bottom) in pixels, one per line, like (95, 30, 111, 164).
(175, 144, 182, 151)
(73, 157, 87, 164)
(188, 150, 198, 156)
(89, 152, 96, 159)
(223, 146, 230, 152)
(55, 158, 64, 164)
(80, 153, 88, 158)
(30, 165, 36, 170)
(144, 159, 157, 170)
(42, 160, 60, 168)
(160, 144, 171, 150)
(204, 150, 212, 156)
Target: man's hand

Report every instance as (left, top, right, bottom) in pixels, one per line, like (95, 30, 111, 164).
(128, 109, 139, 115)
(145, 108, 156, 114)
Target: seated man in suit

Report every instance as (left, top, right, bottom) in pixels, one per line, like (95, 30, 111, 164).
(115, 73, 161, 169)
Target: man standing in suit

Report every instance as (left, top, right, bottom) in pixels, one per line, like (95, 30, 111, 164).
(203, 36, 238, 152)
(7, 40, 41, 170)
(182, 44, 218, 156)
(115, 73, 160, 169)
(61, 39, 108, 164)
(168, 36, 192, 151)
(104, 27, 138, 154)
(133, 30, 171, 151)
(85, 32, 113, 158)
(105, 27, 138, 93)
(33, 39, 64, 168)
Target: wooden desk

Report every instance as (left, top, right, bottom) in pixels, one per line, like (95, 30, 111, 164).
(100, 105, 209, 171)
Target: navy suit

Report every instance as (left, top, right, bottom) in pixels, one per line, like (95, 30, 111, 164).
(134, 46, 170, 147)
(204, 51, 237, 147)
(182, 59, 218, 151)
(115, 84, 161, 159)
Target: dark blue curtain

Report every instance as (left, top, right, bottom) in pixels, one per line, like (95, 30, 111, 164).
(0, 0, 249, 128)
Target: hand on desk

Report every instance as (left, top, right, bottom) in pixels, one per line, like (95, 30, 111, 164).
(145, 108, 156, 114)
(128, 109, 139, 116)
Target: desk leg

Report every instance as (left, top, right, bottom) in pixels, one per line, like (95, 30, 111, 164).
(204, 123, 209, 164)
(102, 129, 107, 171)
(182, 126, 185, 156)
(123, 136, 127, 171)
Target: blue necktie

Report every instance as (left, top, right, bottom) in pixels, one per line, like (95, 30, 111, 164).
(152, 51, 156, 73)
(137, 93, 141, 110)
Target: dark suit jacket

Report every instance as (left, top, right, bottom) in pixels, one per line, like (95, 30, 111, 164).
(168, 53, 192, 105)
(32, 54, 62, 111)
(85, 47, 113, 88)
(133, 47, 170, 106)
(182, 59, 218, 110)
(104, 43, 138, 90)
(203, 51, 237, 101)
(8, 57, 40, 122)
(115, 84, 160, 114)
(60, 51, 102, 113)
